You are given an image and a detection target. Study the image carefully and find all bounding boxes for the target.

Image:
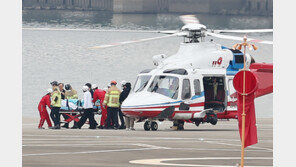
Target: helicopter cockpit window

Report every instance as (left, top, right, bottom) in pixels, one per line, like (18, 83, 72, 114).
(133, 75, 152, 92)
(181, 79, 191, 100)
(148, 75, 179, 99)
(194, 79, 201, 96)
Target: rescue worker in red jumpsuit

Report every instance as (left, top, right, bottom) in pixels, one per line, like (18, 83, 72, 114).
(38, 88, 53, 129)
(93, 87, 107, 129)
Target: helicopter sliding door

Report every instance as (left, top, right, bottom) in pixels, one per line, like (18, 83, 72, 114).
(203, 76, 227, 112)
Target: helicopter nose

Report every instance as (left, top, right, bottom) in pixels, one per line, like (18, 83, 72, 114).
(121, 92, 177, 118)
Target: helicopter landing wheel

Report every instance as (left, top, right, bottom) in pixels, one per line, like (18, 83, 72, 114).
(177, 121, 184, 130)
(210, 116, 218, 125)
(144, 121, 151, 131)
(195, 120, 201, 127)
(151, 121, 158, 131)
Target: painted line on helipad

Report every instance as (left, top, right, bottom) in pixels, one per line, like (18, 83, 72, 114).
(129, 157, 272, 167)
(23, 147, 158, 157)
(204, 141, 273, 151)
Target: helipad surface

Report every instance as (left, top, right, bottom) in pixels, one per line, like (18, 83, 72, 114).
(22, 117, 273, 167)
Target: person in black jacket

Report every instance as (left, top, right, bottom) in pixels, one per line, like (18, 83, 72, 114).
(119, 82, 133, 130)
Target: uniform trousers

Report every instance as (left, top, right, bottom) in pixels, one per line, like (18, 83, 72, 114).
(77, 108, 96, 128)
(106, 107, 119, 128)
(50, 107, 61, 127)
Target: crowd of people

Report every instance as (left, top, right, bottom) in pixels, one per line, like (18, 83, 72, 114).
(37, 80, 134, 130)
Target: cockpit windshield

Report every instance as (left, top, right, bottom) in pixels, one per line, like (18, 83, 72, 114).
(148, 75, 179, 99)
(133, 75, 152, 92)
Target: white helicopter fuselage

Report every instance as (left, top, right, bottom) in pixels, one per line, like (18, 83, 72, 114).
(121, 42, 251, 122)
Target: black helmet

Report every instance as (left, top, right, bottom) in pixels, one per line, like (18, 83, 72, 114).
(50, 81, 58, 86)
(85, 83, 92, 89)
(65, 84, 71, 91)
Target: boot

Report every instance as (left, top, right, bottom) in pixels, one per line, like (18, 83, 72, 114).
(61, 123, 69, 129)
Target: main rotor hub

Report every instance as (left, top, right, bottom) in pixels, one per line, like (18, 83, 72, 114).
(181, 23, 207, 43)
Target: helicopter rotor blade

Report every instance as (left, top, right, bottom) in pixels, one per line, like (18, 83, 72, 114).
(89, 34, 177, 49)
(179, 15, 200, 25)
(206, 32, 273, 45)
(213, 29, 273, 34)
(158, 30, 179, 34)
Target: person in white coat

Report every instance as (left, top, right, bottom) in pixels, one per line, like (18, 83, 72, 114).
(75, 86, 96, 129)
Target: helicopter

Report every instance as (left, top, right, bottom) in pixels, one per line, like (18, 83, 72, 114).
(93, 15, 273, 131)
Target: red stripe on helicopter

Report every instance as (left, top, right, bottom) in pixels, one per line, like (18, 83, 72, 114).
(123, 110, 238, 119)
(121, 102, 205, 110)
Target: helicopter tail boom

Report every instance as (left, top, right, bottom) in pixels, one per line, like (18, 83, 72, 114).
(249, 63, 273, 98)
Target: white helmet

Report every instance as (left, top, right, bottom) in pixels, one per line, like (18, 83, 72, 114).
(47, 88, 53, 94)
(82, 85, 89, 92)
(121, 80, 127, 87)
(92, 84, 98, 89)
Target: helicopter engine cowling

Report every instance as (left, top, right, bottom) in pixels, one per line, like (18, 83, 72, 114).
(152, 54, 167, 66)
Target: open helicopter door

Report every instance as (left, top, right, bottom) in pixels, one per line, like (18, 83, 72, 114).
(203, 76, 227, 113)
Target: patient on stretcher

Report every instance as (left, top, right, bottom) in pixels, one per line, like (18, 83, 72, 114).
(60, 99, 100, 111)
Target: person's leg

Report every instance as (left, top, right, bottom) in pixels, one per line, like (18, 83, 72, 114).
(113, 108, 119, 128)
(52, 107, 59, 127)
(88, 109, 96, 129)
(130, 118, 135, 129)
(125, 117, 130, 129)
(50, 109, 56, 127)
(38, 108, 45, 129)
(77, 110, 87, 128)
(51, 107, 60, 129)
(71, 113, 78, 127)
(105, 107, 112, 128)
(61, 114, 69, 128)
(55, 107, 61, 128)
(118, 109, 125, 128)
(44, 110, 52, 128)
(92, 108, 98, 126)
(100, 108, 107, 127)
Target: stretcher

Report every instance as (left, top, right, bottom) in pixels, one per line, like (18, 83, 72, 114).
(59, 99, 101, 123)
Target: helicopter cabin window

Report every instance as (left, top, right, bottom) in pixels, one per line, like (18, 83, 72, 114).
(148, 75, 179, 99)
(193, 79, 201, 96)
(133, 75, 152, 92)
(181, 79, 191, 100)
(203, 77, 226, 111)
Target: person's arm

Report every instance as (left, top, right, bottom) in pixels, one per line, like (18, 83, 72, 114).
(51, 92, 57, 106)
(103, 91, 110, 107)
(45, 95, 51, 109)
(119, 92, 123, 104)
(93, 91, 98, 103)
(119, 91, 126, 104)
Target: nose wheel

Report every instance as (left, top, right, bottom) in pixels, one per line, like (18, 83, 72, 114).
(144, 121, 158, 131)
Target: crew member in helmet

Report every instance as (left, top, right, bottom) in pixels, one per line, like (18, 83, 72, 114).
(120, 81, 134, 130)
(74, 86, 97, 129)
(93, 85, 108, 129)
(103, 81, 121, 129)
(37, 88, 53, 129)
(62, 84, 78, 129)
(65, 84, 78, 99)
(50, 85, 62, 129)
(50, 81, 58, 89)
